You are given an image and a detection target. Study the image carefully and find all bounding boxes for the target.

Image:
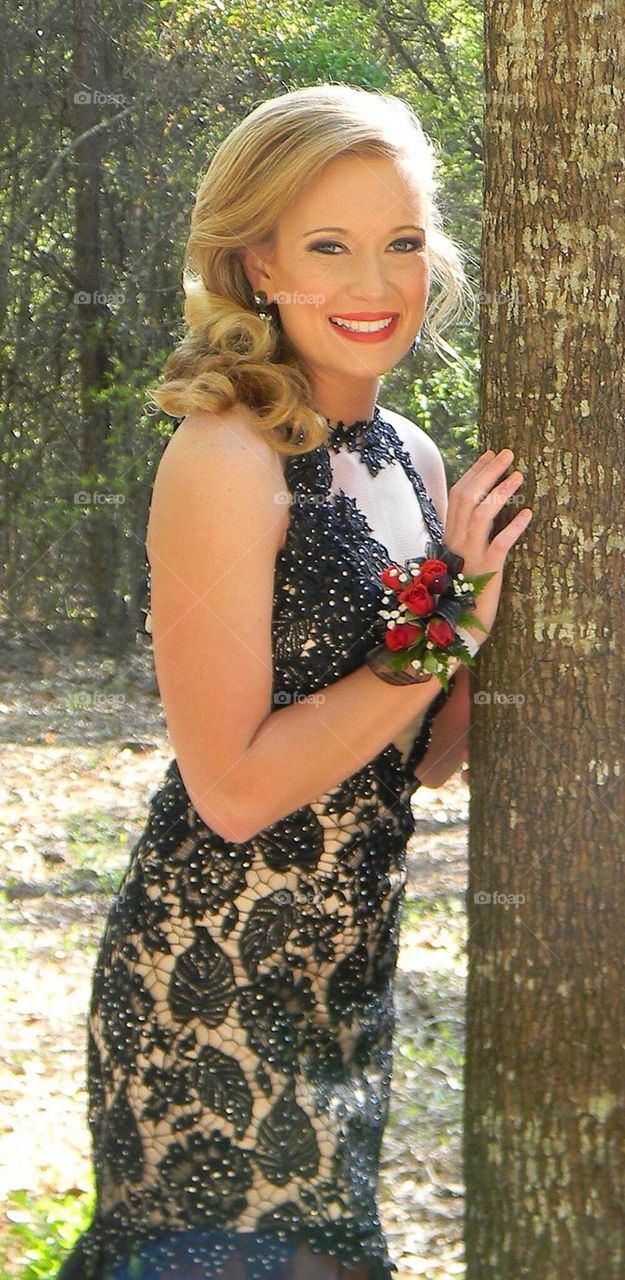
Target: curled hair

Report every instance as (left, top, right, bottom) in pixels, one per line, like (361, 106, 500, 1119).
(148, 84, 475, 456)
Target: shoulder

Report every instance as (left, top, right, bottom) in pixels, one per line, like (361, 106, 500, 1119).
(146, 404, 287, 559)
(378, 405, 448, 522)
(163, 403, 285, 471)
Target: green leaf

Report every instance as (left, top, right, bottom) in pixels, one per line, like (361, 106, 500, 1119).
(456, 611, 489, 634)
(422, 651, 441, 674)
(466, 571, 497, 594)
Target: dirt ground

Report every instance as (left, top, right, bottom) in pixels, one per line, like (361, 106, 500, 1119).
(0, 630, 469, 1279)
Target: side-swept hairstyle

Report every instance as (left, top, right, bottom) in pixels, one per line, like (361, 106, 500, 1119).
(149, 84, 474, 455)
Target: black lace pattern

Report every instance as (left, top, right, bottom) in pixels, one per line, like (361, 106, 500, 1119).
(59, 407, 457, 1280)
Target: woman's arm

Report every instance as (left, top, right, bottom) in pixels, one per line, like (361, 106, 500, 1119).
(413, 653, 471, 789)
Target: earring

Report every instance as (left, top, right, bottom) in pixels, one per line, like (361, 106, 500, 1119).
(411, 329, 423, 355)
(253, 290, 281, 331)
(253, 290, 271, 317)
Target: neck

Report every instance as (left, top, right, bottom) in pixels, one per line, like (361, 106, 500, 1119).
(309, 375, 380, 431)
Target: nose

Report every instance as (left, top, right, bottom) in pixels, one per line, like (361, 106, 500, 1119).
(347, 251, 391, 302)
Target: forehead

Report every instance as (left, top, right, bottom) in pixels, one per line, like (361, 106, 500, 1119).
(280, 153, 427, 233)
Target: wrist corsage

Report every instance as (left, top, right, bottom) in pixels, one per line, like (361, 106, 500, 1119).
(373, 540, 495, 691)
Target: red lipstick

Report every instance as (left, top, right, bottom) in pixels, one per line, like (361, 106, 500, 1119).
(327, 312, 400, 343)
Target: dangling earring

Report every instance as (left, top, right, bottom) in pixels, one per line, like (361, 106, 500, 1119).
(411, 329, 423, 355)
(253, 290, 282, 332)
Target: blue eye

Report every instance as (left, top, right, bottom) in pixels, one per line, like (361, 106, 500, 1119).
(309, 241, 342, 254)
(393, 238, 425, 252)
(308, 238, 425, 254)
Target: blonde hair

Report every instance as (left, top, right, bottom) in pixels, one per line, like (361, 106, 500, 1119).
(148, 83, 475, 456)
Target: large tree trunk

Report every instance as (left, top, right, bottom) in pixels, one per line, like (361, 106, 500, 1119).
(73, 0, 116, 637)
(464, 4, 625, 1278)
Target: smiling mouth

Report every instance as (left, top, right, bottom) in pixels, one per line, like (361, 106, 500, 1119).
(329, 315, 398, 332)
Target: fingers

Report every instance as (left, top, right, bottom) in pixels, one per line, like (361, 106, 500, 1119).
(446, 447, 533, 571)
(473, 467, 524, 520)
(455, 448, 513, 495)
(455, 450, 530, 525)
(469, 450, 516, 503)
(489, 505, 533, 555)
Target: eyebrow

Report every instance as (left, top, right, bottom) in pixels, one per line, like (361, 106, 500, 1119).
(301, 224, 426, 236)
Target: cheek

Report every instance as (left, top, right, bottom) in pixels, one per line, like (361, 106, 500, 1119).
(406, 257, 430, 294)
(278, 258, 338, 319)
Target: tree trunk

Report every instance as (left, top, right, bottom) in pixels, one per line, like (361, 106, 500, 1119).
(73, 0, 117, 637)
(464, 4, 625, 1278)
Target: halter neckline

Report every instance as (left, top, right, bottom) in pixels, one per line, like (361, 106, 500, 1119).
(320, 402, 382, 448)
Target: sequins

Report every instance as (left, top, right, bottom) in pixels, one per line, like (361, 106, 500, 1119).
(58, 408, 458, 1280)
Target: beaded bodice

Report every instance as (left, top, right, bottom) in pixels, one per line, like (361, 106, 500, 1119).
(272, 404, 441, 681)
(139, 402, 454, 795)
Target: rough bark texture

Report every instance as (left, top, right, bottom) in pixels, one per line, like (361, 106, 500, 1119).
(464, 3, 625, 1277)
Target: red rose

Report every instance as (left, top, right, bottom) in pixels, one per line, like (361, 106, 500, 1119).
(426, 617, 455, 648)
(398, 582, 433, 616)
(381, 565, 404, 591)
(418, 558, 450, 593)
(385, 622, 423, 652)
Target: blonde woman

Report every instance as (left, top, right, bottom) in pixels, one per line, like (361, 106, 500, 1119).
(58, 84, 532, 1280)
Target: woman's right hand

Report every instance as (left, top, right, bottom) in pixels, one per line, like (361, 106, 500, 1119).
(443, 448, 533, 643)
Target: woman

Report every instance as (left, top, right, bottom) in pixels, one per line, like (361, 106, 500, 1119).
(57, 84, 532, 1280)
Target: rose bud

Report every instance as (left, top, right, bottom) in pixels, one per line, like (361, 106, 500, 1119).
(384, 622, 423, 652)
(380, 565, 404, 591)
(426, 616, 456, 648)
(418, 558, 451, 593)
(398, 582, 433, 616)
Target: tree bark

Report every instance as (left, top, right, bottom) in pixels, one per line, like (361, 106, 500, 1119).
(464, 3, 625, 1278)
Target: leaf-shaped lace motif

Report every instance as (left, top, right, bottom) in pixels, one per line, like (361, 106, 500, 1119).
(168, 929, 237, 1026)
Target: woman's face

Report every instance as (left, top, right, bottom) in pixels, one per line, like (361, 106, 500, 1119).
(242, 152, 430, 405)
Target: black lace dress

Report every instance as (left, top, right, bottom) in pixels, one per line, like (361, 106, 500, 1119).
(57, 405, 457, 1280)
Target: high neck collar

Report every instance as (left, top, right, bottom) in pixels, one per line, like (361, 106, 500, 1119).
(321, 402, 382, 449)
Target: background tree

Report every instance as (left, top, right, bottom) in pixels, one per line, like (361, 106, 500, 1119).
(464, 2, 625, 1276)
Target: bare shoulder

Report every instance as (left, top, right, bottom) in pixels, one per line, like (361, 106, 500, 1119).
(378, 405, 448, 524)
(146, 403, 288, 555)
(162, 403, 285, 472)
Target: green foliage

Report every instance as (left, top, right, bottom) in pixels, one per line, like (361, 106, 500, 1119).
(0, 1185, 95, 1278)
(2, 0, 485, 641)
